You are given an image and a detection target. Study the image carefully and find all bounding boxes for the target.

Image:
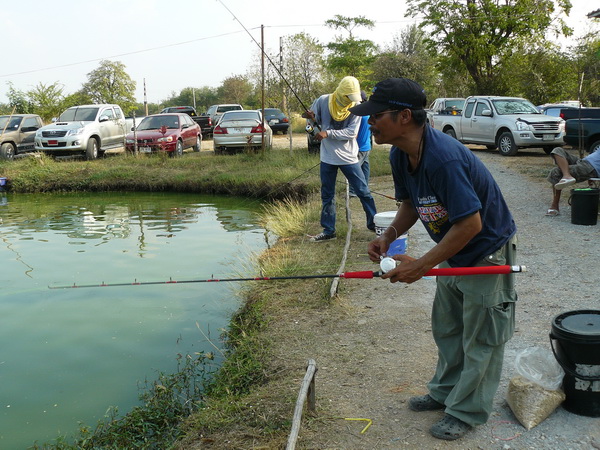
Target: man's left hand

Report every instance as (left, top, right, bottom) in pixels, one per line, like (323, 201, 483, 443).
(315, 131, 328, 142)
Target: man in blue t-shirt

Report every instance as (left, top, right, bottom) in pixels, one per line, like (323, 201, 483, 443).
(350, 78, 518, 441)
(349, 91, 372, 197)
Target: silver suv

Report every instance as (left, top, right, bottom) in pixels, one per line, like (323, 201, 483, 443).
(35, 104, 127, 160)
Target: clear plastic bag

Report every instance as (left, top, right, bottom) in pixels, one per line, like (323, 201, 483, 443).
(514, 346, 564, 390)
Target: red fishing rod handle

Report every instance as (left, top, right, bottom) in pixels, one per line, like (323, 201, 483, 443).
(340, 271, 377, 279)
(426, 265, 526, 276)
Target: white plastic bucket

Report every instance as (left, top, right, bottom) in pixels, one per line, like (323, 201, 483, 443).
(374, 211, 408, 256)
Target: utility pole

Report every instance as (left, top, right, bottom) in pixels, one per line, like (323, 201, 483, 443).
(143, 79, 148, 117)
(261, 25, 265, 152)
(280, 36, 292, 155)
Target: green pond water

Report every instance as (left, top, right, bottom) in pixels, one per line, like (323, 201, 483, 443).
(0, 191, 268, 448)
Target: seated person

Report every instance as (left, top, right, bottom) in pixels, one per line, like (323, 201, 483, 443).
(546, 147, 600, 216)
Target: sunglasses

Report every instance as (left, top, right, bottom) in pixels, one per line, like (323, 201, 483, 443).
(371, 110, 399, 121)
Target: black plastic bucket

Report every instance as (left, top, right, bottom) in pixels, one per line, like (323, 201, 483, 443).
(569, 188, 599, 225)
(550, 310, 600, 417)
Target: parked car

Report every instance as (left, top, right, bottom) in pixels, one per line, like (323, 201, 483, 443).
(125, 113, 201, 157)
(35, 104, 127, 160)
(213, 110, 272, 154)
(263, 108, 289, 134)
(426, 97, 466, 127)
(537, 104, 578, 118)
(159, 106, 212, 137)
(430, 96, 565, 156)
(205, 104, 243, 129)
(564, 118, 600, 154)
(0, 114, 44, 159)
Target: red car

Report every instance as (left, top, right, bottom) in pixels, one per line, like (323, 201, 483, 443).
(125, 113, 201, 156)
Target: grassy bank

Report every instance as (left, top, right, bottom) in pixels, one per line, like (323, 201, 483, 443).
(13, 145, 393, 448)
(0, 150, 319, 199)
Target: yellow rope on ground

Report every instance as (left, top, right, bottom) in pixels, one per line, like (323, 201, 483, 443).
(344, 418, 373, 434)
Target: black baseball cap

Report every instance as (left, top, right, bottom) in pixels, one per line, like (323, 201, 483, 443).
(350, 78, 427, 116)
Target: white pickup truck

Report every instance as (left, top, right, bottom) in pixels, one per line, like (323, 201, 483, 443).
(35, 104, 127, 160)
(426, 97, 465, 128)
(430, 96, 565, 156)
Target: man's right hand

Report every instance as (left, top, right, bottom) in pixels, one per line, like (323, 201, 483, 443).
(368, 236, 391, 262)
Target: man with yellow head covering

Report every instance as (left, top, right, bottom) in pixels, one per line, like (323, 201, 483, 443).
(303, 76, 377, 241)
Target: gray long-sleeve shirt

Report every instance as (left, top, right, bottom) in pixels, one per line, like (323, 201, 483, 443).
(310, 94, 361, 165)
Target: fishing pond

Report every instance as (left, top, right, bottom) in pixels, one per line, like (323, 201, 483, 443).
(0, 191, 268, 447)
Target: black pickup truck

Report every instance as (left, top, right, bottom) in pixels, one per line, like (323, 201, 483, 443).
(160, 106, 213, 137)
(562, 108, 600, 154)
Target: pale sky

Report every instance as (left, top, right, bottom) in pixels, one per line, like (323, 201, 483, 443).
(1, 0, 596, 106)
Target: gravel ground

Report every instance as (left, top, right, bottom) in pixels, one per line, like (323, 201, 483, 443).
(291, 146, 600, 449)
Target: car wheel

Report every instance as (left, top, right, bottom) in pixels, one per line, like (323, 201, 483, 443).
(444, 128, 457, 139)
(497, 132, 518, 156)
(588, 140, 600, 154)
(171, 140, 184, 157)
(86, 138, 99, 160)
(0, 142, 16, 160)
(193, 136, 201, 152)
(282, 128, 288, 135)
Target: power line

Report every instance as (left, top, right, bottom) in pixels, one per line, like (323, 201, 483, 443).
(0, 29, 248, 79)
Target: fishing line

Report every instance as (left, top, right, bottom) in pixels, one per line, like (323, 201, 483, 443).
(216, 0, 314, 115)
(49, 265, 527, 289)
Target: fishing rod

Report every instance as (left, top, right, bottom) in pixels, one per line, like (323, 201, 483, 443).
(48, 264, 527, 289)
(217, 0, 313, 116)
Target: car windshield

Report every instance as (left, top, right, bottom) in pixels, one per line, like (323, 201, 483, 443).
(0, 116, 22, 130)
(264, 109, 284, 119)
(58, 107, 99, 122)
(492, 99, 539, 115)
(137, 115, 179, 130)
(222, 111, 259, 121)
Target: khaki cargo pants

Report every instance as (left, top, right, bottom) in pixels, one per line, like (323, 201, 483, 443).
(427, 235, 517, 426)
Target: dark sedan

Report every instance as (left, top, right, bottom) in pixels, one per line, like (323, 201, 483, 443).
(263, 108, 289, 134)
(125, 113, 201, 157)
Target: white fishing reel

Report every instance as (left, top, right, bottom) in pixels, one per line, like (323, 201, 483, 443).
(379, 256, 397, 274)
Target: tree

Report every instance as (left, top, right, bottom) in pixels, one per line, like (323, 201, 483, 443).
(281, 33, 330, 112)
(246, 32, 329, 113)
(324, 15, 378, 84)
(370, 25, 443, 98)
(570, 33, 600, 106)
(5, 82, 32, 114)
(80, 60, 137, 113)
(27, 82, 64, 122)
(407, 0, 572, 94)
(498, 44, 576, 104)
(217, 75, 253, 106)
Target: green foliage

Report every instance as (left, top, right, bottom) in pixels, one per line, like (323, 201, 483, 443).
(324, 15, 378, 84)
(499, 44, 577, 104)
(27, 82, 65, 122)
(217, 75, 254, 106)
(5, 82, 33, 114)
(407, 0, 573, 94)
(80, 60, 137, 114)
(370, 24, 441, 97)
(160, 86, 219, 114)
(570, 33, 600, 106)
